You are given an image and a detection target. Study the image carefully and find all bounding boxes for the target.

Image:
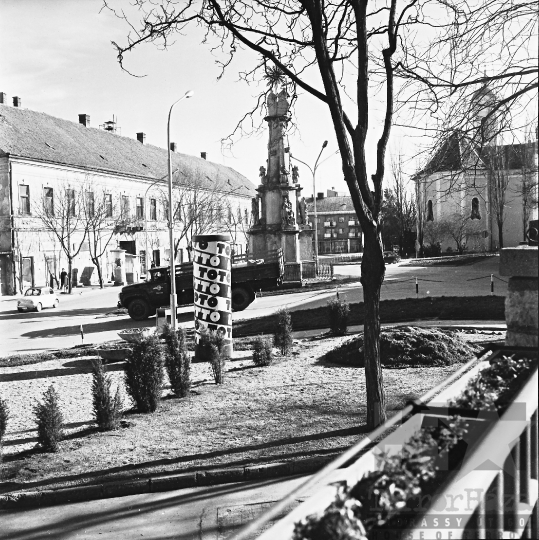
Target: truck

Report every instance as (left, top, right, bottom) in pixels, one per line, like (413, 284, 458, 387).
(118, 249, 284, 321)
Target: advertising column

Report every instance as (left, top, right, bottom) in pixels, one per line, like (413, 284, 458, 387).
(192, 234, 233, 358)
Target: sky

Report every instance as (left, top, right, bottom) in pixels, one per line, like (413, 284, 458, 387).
(0, 0, 412, 197)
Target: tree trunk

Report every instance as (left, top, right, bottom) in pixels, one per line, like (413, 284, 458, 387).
(92, 256, 104, 288)
(67, 258, 73, 294)
(360, 226, 387, 430)
(498, 222, 504, 249)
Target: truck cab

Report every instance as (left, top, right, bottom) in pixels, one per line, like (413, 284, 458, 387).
(118, 249, 284, 321)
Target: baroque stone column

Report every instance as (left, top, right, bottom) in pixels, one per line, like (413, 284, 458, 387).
(248, 88, 303, 283)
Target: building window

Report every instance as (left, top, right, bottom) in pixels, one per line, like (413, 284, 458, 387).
(121, 195, 130, 218)
(136, 197, 144, 219)
(86, 191, 95, 217)
(244, 208, 249, 223)
(105, 194, 113, 218)
(338, 216, 345, 222)
(163, 202, 169, 222)
(471, 197, 481, 220)
(427, 200, 434, 221)
(150, 198, 157, 221)
(67, 189, 76, 217)
(19, 185, 30, 215)
(44, 187, 54, 215)
(339, 228, 344, 234)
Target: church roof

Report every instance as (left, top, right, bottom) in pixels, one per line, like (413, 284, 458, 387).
(0, 104, 255, 197)
(417, 132, 537, 177)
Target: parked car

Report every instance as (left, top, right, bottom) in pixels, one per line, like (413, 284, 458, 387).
(17, 286, 59, 312)
(383, 251, 401, 264)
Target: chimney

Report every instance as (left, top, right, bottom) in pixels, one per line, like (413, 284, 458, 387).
(200, 152, 207, 160)
(317, 192, 324, 200)
(13, 96, 21, 108)
(136, 132, 146, 144)
(0, 92, 6, 104)
(170, 142, 177, 152)
(78, 114, 90, 127)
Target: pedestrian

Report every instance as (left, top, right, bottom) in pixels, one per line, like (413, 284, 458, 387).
(60, 268, 68, 292)
(150, 260, 156, 268)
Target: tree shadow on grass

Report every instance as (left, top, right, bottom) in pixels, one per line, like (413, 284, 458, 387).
(4, 425, 370, 493)
(0, 362, 126, 382)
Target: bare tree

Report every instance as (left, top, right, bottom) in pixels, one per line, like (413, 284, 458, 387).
(81, 184, 129, 288)
(442, 213, 483, 254)
(221, 201, 252, 259)
(36, 184, 87, 294)
(422, 220, 447, 255)
(169, 179, 238, 261)
(106, 0, 537, 429)
(383, 153, 416, 255)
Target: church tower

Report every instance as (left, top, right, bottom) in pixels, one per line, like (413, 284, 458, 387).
(470, 85, 501, 146)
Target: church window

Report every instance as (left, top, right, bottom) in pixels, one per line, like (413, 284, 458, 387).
(471, 197, 481, 220)
(427, 200, 434, 221)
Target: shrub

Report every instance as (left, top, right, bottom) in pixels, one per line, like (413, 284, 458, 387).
(252, 335, 273, 367)
(327, 296, 350, 336)
(34, 385, 64, 452)
(274, 308, 293, 355)
(423, 243, 442, 257)
(198, 328, 228, 384)
(91, 358, 123, 430)
(0, 395, 8, 444)
(124, 335, 164, 413)
(162, 324, 191, 397)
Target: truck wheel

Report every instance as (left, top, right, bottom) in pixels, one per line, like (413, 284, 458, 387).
(128, 299, 151, 320)
(231, 286, 253, 312)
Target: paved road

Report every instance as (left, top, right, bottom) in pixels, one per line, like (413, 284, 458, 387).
(0, 474, 319, 540)
(0, 257, 505, 356)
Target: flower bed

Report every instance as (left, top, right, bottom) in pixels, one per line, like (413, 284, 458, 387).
(258, 349, 537, 540)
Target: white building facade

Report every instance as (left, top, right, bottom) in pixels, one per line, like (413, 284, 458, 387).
(0, 102, 255, 295)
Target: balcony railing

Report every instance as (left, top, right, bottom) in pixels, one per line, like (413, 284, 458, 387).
(233, 346, 539, 540)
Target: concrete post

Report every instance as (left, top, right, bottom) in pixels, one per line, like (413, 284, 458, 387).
(500, 246, 538, 347)
(110, 248, 126, 286)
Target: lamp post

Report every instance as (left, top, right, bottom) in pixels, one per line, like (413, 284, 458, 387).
(167, 90, 194, 330)
(290, 141, 331, 269)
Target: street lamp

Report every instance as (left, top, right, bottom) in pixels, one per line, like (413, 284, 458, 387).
(167, 90, 194, 330)
(290, 141, 334, 269)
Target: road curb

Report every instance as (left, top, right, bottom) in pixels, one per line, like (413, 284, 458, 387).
(0, 454, 340, 510)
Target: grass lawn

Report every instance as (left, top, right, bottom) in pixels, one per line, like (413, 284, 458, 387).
(0, 328, 504, 494)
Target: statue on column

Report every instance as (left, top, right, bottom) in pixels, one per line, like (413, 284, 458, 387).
(281, 195, 296, 228)
(297, 197, 307, 225)
(259, 166, 267, 185)
(292, 165, 299, 184)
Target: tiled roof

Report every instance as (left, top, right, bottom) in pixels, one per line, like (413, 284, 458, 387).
(418, 132, 537, 176)
(0, 104, 255, 197)
(305, 195, 356, 213)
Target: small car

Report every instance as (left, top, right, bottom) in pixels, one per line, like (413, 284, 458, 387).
(17, 286, 59, 312)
